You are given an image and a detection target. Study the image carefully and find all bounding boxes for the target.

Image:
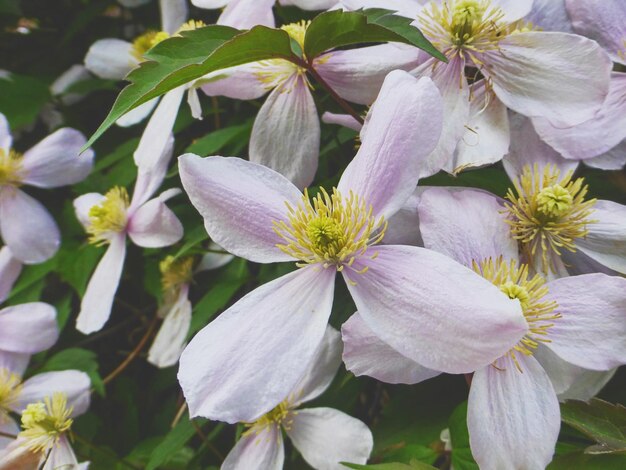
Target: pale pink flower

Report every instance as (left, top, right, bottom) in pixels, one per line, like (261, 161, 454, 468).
(0, 247, 21, 304)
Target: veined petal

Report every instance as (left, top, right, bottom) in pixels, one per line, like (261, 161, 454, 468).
(249, 74, 320, 190)
(159, 0, 188, 34)
(196, 246, 233, 272)
(178, 266, 335, 423)
(321, 112, 362, 132)
(130, 136, 174, 211)
(0, 247, 21, 304)
(483, 32, 612, 127)
(576, 200, 626, 275)
(545, 274, 626, 370)
(344, 245, 528, 374)
(418, 187, 518, 267)
(84, 38, 137, 80)
(148, 286, 191, 368)
(42, 436, 79, 470)
(0, 188, 60, 264)
(558, 368, 617, 402)
(526, 0, 574, 33)
(0, 352, 30, 377)
(222, 425, 284, 470)
(116, 98, 159, 127)
(338, 71, 443, 220)
(342, 312, 440, 384)
(0, 418, 19, 451)
(17, 371, 91, 416)
(384, 188, 424, 247)
(127, 197, 183, 248)
(286, 407, 373, 470)
(584, 140, 626, 171)
(0, 303, 58, 354)
(490, 0, 533, 22)
(201, 62, 272, 101)
(178, 154, 302, 264)
(468, 355, 560, 470)
(76, 234, 127, 334)
(21, 128, 94, 188)
(217, 0, 276, 29)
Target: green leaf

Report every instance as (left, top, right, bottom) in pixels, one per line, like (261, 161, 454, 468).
(561, 399, 626, 454)
(185, 121, 253, 156)
(304, 9, 445, 61)
(343, 460, 436, 470)
(83, 25, 296, 150)
(0, 73, 51, 129)
(548, 451, 626, 469)
(146, 417, 206, 470)
(6, 256, 58, 303)
(38, 348, 105, 396)
(448, 401, 479, 470)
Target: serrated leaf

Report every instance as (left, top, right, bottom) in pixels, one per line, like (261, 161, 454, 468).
(304, 9, 445, 61)
(83, 25, 296, 150)
(561, 399, 626, 454)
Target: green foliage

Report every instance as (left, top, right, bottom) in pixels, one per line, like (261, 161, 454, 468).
(343, 460, 437, 469)
(561, 399, 626, 454)
(0, 73, 51, 129)
(39, 348, 105, 396)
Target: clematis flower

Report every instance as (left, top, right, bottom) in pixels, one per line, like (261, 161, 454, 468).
(0, 247, 21, 304)
(74, 138, 183, 335)
(177, 70, 527, 423)
(200, 21, 420, 188)
(530, 0, 626, 170)
(343, 186, 626, 469)
(221, 327, 373, 470)
(148, 247, 233, 368)
(0, 113, 94, 264)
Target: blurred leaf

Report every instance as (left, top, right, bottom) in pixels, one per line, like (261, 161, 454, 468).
(6, 256, 58, 303)
(0, 73, 51, 129)
(448, 401, 478, 470)
(561, 399, 626, 454)
(39, 348, 105, 396)
(146, 417, 206, 470)
(343, 460, 437, 469)
(548, 451, 626, 469)
(185, 121, 253, 156)
(57, 244, 103, 296)
(304, 9, 445, 61)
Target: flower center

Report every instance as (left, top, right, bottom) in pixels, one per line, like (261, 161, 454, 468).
(504, 164, 597, 275)
(131, 20, 206, 62)
(0, 368, 22, 421)
(0, 148, 24, 187)
(19, 393, 73, 453)
(86, 186, 130, 245)
(243, 400, 294, 437)
(473, 257, 561, 371)
(273, 187, 387, 271)
(160, 255, 194, 292)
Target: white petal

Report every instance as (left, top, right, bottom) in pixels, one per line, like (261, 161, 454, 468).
(0, 303, 58, 354)
(76, 235, 127, 334)
(178, 154, 302, 264)
(490, 0, 533, 22)
(0, 418, 19, 451)
(584, 140, 626, 171)
(17, 371, 91, 416)
(286, 407, 373, 470)
(127, 197, 183, 248)
(148, 285, 191, 368)
(221, 425, 284, 470)
(0, 247, 21, 304)
(191, 0, 228, 8)
(321, 112, 362, 132)
(342, 312, 439, 384)
(178, 266, 335, 423)
(468, 355, 560, 470)
(200, 62, 270, 101)
(0, 112, 12, 153)
(558, 368, 617, 402)
(130, 136, 174, 210)
(115, 98, 159, 127)
(249, 75, 320, 190)
(218, 0, 276, 29)
(280, 0, 337, 9)
(0, 351, 30, 377)
(187, 87, 202, 119)
(383, 188, 424, 247)
(159, 0, 188, 34)
(84, 38, 137, 80)
(42, 435, 79, 470)
(525, 0, 574, 33)
(196, 246, 233, 272)
(73, 193, 105, 231)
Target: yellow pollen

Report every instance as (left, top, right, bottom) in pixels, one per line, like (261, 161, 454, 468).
(86, 186, 130, 246)
(473, 257, 561, 372)
(273, 187, 386, 272)
(281, 20, 308, 50)
(0, 148, 24, 186)
(243, 400, 295, 438)
(0, 368, 22, 421)
(131, 20, 205, 61)
(159, 255, 194, 292)
(504, 164, 597, 275)
(177, 20, 206, 33)
(19, 393, 73, 453)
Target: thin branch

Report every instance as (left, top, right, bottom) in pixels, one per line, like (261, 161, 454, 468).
(191, 420, 224, 461)
(0, 430, 17, 439)
(73, 432, 141, 470)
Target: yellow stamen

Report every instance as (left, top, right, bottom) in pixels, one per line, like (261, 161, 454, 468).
(243, 400, 295, 439)
(0, 148, 24, 186)
(131, 20, 206, 61)
(473, 257, 561, 372)
(86, 186, 130, 246)
(19, 393, 73, 453)
(0, 368, 22, 421)
(160, 255, 194, 292)
(504, 164, 597, 275)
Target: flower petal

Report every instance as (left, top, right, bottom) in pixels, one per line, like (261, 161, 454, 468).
(84, 38, 137, 80)
(0, 418, 19, 451)
(384, 188, 424, 247)
(17, 371, 91, 416)
(342, 312, 440, 384)
(281, 0, 337, 9)
(200, 62, 273, 101)
(0, 352, 30, 377)
(43, 435, 79, 470)
(222, 425, 284, 470)
(178, 265, 335, 423)
(115, 98, 159, 127)
(584, 140, 626, 171)
(558, 369, 616, 402)
(21, 128, 94, 188)
(249, 75, 320, 189)
(191, 0, 228, 8)
(321, 112, 362, 132)
(148, 286, 191, 368)
(130, 136, 174, 211)
(490, 0, 533, 22)
(0, 112, 11, 152)
(178, 154, 302, 264)
(0, 303, 58, 354)
(525, 0, 574, 33)
(468, 354, 560, 470)
(417, 187, 518, 267)
(196, 245, 233, 272)
(286, 407, 373, 470)
(218, 0, 276, 29)
(0, 247, 21, 304)
(127, 197, 183, 248)
(159, 0, 188, 34)
(544, 274, 626, 370)
(482, 32, 612, 127)
(73, 193, 105, 231)
(76, 234, 127, 334)
(344, 245, 528, 374)
(0, 188, 60, 264)
(338, 71, 443, 220)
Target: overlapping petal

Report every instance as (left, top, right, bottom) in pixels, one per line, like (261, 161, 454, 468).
(0, 303, 58, 355)
(16, 371, 91, 416)
(221, 425, 284, 470)
(84, 39, 136, 80)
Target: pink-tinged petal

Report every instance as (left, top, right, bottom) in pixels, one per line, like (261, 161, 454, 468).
(448, 83, 509, 173)
(490, 0, 533, 22)
(196, 244, 233, 272)
(73, 193, 105, 231)
(222, 425, 284, 470)
(17, 371, 91, 416)
(286, 407, 373, 469)
(503, 114, 578, 182)
(558, 368, 616, 402)
(0, 303, 58, 354)
(288, 326, 342, 407)
(249, 75, 320, 189)
(321, 112, 362, 132)
(281, 0, 337, 9)
(342, 312, 439, 384)
(0, 188, 60, 264)
(130, 136, 174, 211)
(344, 245, 528, 374)
(0, 352, 30, 377)
(0, 418, 19, 451)
(76, 235, 126, 334)
(218, 0, 275, 29)
(115, 98, 159, 127)
(178, 154, 302, 263)
(525, 0, 574, 33)
(544, 274, 626, 370)
(532, 73, 626, 161)
(84, 38, 137, 80)
(0, 437, 40, 468)
(148, 286, 191, 368)
(576, 200, 626, 275)
(133, 87, 185, 169)
(127, 197, 183, 248)
(566, 0, 626, 65)
(159, 0, 187, 34)
(0, 113, 11, 153)
(178, 266, 335, 423)
(201, 63, 271, 101)
(338, 71, 443, 220)
(384, 188, 423, 247)
(0, 247, 21, 304)
(21, 128, 94, 188)
(314, 44, 421, 105)
(468, 355, 560, 470)
(191, 0, 227, 8)
(584, 140, 626, 171)
(482, 32, 612, 127)
(418, 187, 518, 267)
(42, 436, 79, 470)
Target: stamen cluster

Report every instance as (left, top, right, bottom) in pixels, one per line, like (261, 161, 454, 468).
(131, 20, 207, 62)
(244, 400, 295, 437)
(0, 148, 24, 186)
(86, 186, 130, 246)
(0, 368, 22, 420)
(160, 255, 194, 292)
(19, 393, 73, 453)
